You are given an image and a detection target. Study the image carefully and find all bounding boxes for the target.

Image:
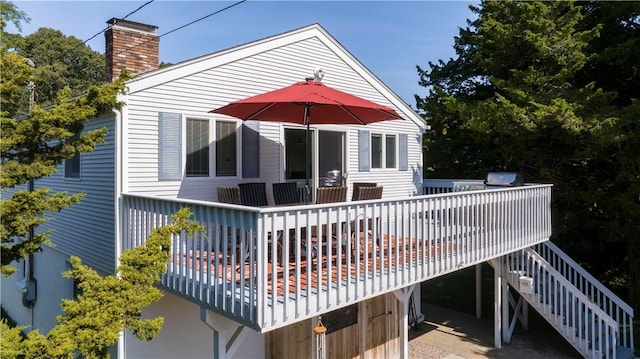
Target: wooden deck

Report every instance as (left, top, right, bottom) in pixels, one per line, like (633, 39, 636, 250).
(180, 233, 460, 298)
(127, 184, 552, 331)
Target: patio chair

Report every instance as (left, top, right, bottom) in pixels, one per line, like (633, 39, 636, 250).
(356, 186, 383, 201)
(272, 182, 302, 205)
(315, 186, 347, 204)
(300, 186, 348, 268)
(217, 186, 240, 204)
(239, 182, 268, 207)
(271, 182, 303, 264)
(353, 186, 384, 260)
(351, 182, 377, 201)
(289, 186, 348, 261)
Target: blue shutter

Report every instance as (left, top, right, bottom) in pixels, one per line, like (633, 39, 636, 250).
(242, 121, 260, 178)
(399, 133, 408, 171)
(158, 112, 182, 180)
(358, 129, 370, 172)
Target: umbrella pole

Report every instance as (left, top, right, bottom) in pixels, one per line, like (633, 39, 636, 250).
(305, 104, 311, 204)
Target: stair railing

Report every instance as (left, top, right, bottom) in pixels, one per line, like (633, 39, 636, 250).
(506, 249, 620, 359)
(534, 241, 634, 349)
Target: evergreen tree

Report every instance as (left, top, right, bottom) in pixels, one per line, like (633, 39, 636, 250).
(417, 0, 639, 313)
(575, 1, 640, 313)
(0, 0, 125, 274)
(1, 208, 202, 358)
(0, 50, 125, 274)
(1, 4, 203, 356)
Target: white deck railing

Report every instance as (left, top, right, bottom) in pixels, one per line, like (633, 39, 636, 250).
(121, 183, 552, 332)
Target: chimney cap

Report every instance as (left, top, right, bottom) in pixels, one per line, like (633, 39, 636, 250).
(106, 18, 158, 34)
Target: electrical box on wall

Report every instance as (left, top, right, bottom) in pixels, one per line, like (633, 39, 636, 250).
(21, 278, 37, 308)
(519, 276, 534, 295)
(25, 279, 37, 302)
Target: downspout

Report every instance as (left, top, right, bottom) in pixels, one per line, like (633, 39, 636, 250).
(112, 104, 124, 359)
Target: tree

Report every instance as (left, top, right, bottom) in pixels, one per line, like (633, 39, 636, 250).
(0, 0, 28, 32)
(574, 1, 640, 313)
(0, 61, 127, 274)
(416, 0, 639, 311)
(1, 4, 204, 357)
(1, 208, 203, 358)
(1, 1, 105, 118)
(10, 27, 106, 114)
(0, 2, 125, 274)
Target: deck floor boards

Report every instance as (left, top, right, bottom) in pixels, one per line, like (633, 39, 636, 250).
(178, 234, 462, 298)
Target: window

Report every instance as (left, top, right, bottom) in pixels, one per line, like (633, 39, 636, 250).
(64, 153, 80, 178)
(216, 121, 237, 177)
(385, 134, 396, 168)
(370, 133, 396, 169)
(371, 134, 382, 169)
(358, 131, 406, 172)
(186, 119, 209, 177)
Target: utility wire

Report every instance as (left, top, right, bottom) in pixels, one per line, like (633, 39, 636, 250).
(82, 0, 155, 45)
(111, 0, 247, 59)
(121, 0, 155, 21)
(160, 0, 246, 38)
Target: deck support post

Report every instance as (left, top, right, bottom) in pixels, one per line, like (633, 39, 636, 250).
(411, 284, 425, 325)
(490, 258, 502, 349)
(501, 265, 510, 344)
(393, 284, 416, 359)
(200, 307, 248, 359)
(476, 263, 482, 319)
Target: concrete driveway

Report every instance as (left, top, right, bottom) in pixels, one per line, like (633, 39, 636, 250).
(408, 303, 581, 358)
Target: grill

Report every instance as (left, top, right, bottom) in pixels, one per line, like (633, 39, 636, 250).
(484, 172, 523, 188)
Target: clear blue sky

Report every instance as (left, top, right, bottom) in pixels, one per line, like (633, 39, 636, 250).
(10, 1, 477, 107)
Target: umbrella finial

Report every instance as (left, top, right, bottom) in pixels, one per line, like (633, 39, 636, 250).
(313, 67, 324, 82)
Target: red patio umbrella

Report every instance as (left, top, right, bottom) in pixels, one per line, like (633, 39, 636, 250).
(210, 79, 402, 202)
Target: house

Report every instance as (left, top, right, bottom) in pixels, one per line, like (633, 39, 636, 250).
(1, 19, 633, 359)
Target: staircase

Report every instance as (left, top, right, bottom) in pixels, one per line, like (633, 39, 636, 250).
(502, 242, 635, 359)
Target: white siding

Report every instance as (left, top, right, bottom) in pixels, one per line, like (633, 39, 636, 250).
(125, 293, 265, 359)
(123, 35, 423, 201)
(346, 126, 423, 199)
(37, 114, 116, 273)
(0, 247, 75, 335)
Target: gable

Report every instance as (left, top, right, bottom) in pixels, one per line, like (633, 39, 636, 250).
(121, 24, 425, 200)
(126, 24, 425, 130)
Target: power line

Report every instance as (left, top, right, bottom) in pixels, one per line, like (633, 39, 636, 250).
(111, 0, 247, 60)
(121, 0, 155, 21)
(159, 0, 246, 38)
(82, 0, 155, 45)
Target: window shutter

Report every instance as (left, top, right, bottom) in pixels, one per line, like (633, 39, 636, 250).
(358, 129, 370, 172)
(158, 112, 182, 180)
(242, 121, 260, 178)
(399, 133, 408, 171)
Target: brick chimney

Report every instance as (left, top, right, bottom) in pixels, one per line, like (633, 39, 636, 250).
(105, 18, 159, 82)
